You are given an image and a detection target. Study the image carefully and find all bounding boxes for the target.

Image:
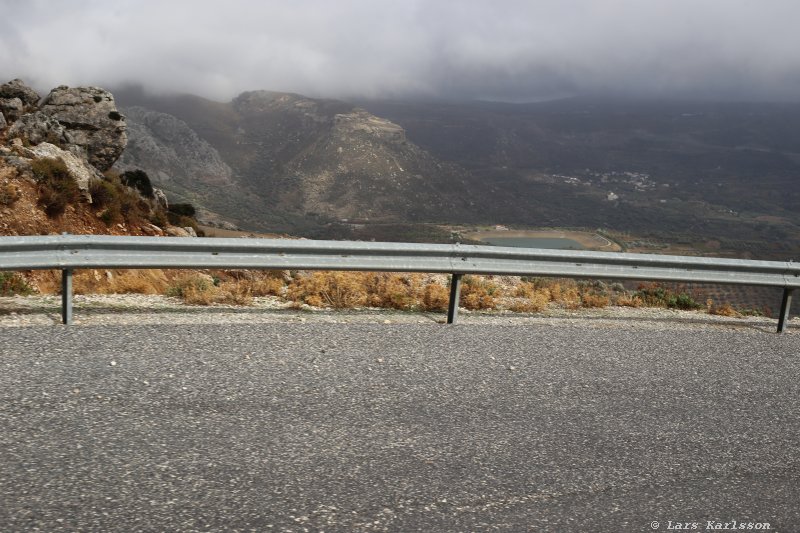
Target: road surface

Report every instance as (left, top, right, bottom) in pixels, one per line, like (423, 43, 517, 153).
(1, 321, 798, 531)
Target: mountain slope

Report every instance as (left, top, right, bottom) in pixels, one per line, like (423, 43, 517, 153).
(116, 88, 492, 231)
(114, 86, 800, 257)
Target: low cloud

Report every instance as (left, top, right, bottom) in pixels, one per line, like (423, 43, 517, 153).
(4, 0, 800, 102)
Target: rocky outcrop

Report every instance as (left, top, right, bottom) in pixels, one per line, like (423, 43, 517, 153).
(0, 79, 203, 239)
(1, 80, 129, 206)
(164, 226, 196, 237)
(0, 97, 23, 123)
(0, 81, 128, 173)
(153, 188, 168, 210)
(333, 109, 406, 143)
(39, 86, 127, 171)
(0, 79, 40, 107)
(19, 141, 101, 199)
(6, 112, 68, 147)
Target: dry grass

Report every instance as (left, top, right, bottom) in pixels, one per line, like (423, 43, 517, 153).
(287, 271, 369, 308)
(615, 293, 644, 307)
(460, 275, 499, 310)
(20, 267, 757, 317)
(165, 273, 254, 306)
(281, 271, 455, 311)
(507, 293, 550, 313)
(73, 269, 169, 295)
(0, 183, 21, 206)
(421, 282, 450, 311)
(708, 302, 741, 317)
(581, 292, 610, 308)
(506, 281, 551, 312)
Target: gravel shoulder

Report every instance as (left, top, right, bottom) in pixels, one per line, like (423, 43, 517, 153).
(0, 294, 794, 334)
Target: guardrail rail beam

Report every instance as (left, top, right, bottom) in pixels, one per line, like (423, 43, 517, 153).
(0, 235, 797, 332)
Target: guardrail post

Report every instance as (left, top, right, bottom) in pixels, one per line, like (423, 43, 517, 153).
(61, 268, 73, 325)
(777, 288, 794, 333)
(447, 273, 462, 324)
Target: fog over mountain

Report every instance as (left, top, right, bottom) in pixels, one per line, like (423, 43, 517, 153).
(3, 0, 800, 103)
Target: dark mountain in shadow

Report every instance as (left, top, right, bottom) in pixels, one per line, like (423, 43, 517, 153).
(113, 84, 800, 256)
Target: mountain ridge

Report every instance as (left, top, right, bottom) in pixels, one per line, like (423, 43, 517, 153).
(112, 85, 800, 258)
(116, 87, 495, 232)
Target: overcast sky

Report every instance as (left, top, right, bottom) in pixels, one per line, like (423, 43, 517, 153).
(2, 0, 799, 103)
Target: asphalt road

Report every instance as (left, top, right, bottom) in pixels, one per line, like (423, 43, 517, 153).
(1, 322, 798, 532)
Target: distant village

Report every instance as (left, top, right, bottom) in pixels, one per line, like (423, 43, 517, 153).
(544, 169, 664, 201)
(547, 170, 659, 189)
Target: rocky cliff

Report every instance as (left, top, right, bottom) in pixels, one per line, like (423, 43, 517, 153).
(116, 106, 238, 225)
(0, 79, 174, 237)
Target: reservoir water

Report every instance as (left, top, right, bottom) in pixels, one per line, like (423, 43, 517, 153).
(483, 237, 586, 250)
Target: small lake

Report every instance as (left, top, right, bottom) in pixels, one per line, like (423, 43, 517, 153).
(482, 237, 587, 250)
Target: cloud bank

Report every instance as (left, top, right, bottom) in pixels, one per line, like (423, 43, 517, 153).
(3, 0, 800, 102)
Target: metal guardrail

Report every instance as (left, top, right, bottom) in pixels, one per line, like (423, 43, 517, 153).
(0, 234, 797, 332)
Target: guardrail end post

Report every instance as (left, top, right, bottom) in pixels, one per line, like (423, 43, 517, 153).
(447, 273, 462, 324)
(61, 268, 73, 325)
(777, 288, 794, 333)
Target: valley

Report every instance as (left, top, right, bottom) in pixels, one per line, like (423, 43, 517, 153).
(110, 87, 800, 261)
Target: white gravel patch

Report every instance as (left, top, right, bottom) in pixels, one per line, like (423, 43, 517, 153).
(0, 294, 794, 333)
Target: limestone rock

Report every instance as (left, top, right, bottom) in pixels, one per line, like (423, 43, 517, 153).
(153, 188, 168, 210)
(142, 223, 165, 236)
(40, 86, 127, 171)
(0, 111, 5, 130)
(0, 79, 41, 107)
(165, 226, 191, 237)
(0, 97, 23, 123)
(28, 142, 102, 200)
(333, 109, 406, 143)
(6, 111, 69, 146)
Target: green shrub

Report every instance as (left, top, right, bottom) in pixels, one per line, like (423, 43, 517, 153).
(121, 169, 154, 198)
(633, 283, 702, 310)
(0, 183, 21, 206)
(670, 292, 703, 310)
(634, 283, 670, 307)
(89, 176, 151, 226)
(0, 272, 34, 296)
(89, 178, 119, 208)
(98, 204, 122, 225)
(89, 178, 124, 225)
(148, 208, 168, 228)
(166, 274, 213, 298)
(168, 203, 196, 218)
(32, 158, 80, 217)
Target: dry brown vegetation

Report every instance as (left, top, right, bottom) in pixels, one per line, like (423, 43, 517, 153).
(285, 271, 451, 311)
(5, 265, 763, 319)
(74, 269, 169, 295)
(707, 302, 741, 317)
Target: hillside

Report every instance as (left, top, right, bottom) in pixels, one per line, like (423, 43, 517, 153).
(358, 98, 800, 256)
(115, 87, 496, 235)
(114, 86, 800, 258)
